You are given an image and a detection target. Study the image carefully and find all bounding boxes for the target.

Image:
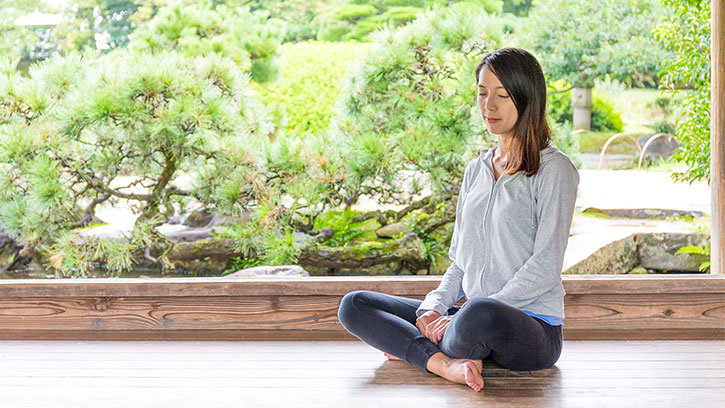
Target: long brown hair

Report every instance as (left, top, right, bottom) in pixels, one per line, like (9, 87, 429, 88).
(475, 48, 551, 177)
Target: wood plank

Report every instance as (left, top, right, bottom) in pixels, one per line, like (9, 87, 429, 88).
(0, 340, 722, 407)
(0, 275, 722, 297)
(0, 387, 721, 408)
(0, 340, 725, 360)
(0, 276, 722, 341)
(712, 0, 724, 275)
(563, 293, 725, 329)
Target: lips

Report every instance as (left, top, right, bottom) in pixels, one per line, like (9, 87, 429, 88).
(486, 117, 500, 123)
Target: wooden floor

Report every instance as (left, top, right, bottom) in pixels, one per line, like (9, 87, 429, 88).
(0, 340, 723, 408)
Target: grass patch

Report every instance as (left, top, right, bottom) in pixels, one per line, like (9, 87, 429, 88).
(607, 88, 682, 135)
(577, 131, 645, 154)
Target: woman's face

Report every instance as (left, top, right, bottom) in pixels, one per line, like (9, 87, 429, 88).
(477, 66, 518, 139)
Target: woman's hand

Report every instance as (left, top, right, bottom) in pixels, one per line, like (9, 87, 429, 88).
(426, 316, 453, 345)
(416, 311, 452, 345)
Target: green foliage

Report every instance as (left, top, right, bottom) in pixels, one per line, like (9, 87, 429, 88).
(547, 81, 624, 132)
(653, 121, 676, 135)
(334, 4, 379, 21)
(549, 122, 582, 168)
(313, 209, 370, 247)
(129, 3, 285, 82)
(0, 0, 43, 60)
(676, 244, 711, 272)
(333, 7, 500, 204)
(318, 0, 505, 42)
(590, 94, 624, 133)
(251, 41, 374, 136)
(457, 0, 504, 14)
(522, 0, 669, 87)
(0, 50, 276, 276)
(402, 203, 451, 269)
(502, 0, 532, 16)
(655, 0, 711, 183)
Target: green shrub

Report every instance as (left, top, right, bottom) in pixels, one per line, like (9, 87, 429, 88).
(591, 93, 624, 132)
(547, 81, 624, 132)
(333, 7, 501, 202)
(0, 50, 278, 276)
(457, 0, 504, 14)
(340, 6, 424, 41)
(129, 3, 285, 83)
(653, 121, 676, 135)
(334, 5, 379, 21)
(550, 122, 582, 168)
(251, 41, 375, 136)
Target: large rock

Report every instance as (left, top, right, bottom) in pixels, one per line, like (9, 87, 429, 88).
(636, 232, 710, 272)
(564, 235, 639, 274)
(225, 265, 310, 278)
(582, 207, 705, 219)
(0, 230, 23, 272)
(164, 238, 242, 273)
(158, 211, 251, 243)
(298, 232, 427, 274)
(637, 134, 679, 161)
(376, 222, 411, 238)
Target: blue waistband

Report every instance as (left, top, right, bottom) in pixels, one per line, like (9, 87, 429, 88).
(523, 310, 563, 326)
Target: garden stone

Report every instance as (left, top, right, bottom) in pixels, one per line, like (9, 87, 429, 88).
(582, 207, 705, 219)
(157, 212, 251, 243)
(164, 238, 241, 273)
(376, 222, 411, 238)
(76, 224, 132, 240)
(636, 134, 679, 161)
(298, 232, 426, 271)
(636, 232, 710, 272)
(294, 232, 314, 245)
(0, 230, 22, 272)
(225, 265, 310, 278)
(564, 235, 638, 274)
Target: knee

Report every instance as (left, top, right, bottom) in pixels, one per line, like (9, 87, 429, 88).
(458, 297, 507, 328)
(337, 290, 369, 330)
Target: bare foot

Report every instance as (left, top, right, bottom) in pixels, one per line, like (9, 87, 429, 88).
(383, 352, 401, 361)
(426, 353, 484, 392)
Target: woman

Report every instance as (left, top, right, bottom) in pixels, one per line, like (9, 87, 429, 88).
(337, 48, 579, 392)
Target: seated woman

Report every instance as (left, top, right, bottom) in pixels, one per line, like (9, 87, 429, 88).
(337, 47, 579, 392)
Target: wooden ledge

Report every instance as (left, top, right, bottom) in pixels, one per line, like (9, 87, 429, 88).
(0, 274, 722, 297)
(0, 275, 723, 341)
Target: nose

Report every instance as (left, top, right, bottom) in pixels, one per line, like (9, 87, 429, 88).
(484, 96, 496, 113)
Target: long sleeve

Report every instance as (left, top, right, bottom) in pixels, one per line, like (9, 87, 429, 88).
(488, 158, 579, 306)
(415, 163, 474, 317)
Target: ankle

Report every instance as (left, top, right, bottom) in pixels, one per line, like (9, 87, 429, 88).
(425, 352, 452, 374)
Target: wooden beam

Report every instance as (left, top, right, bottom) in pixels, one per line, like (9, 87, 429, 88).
(0, 276, 722, 341)
(713, 0, 725, 274)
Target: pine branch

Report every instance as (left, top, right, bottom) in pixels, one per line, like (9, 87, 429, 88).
(69, 192, 112, 229)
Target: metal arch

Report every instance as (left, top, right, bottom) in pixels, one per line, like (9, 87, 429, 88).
(637, 133, 677, 169)
(597, 133, 643, 170)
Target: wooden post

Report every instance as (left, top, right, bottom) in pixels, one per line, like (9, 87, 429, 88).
(713, 0, 724, 275)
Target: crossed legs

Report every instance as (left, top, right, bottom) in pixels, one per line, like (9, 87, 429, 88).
(337, 290, 562, 390)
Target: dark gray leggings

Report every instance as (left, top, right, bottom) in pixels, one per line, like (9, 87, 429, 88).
(337, 290, 562, 373)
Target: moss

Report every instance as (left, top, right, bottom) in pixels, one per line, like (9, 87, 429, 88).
(72, 222, 108, 231)
(578, 131, 645, 154)
(350, 240, 386, 259)
(349, 218, 383, 243)
(629, 266, 648, 274)
(575, 210, 610, 219)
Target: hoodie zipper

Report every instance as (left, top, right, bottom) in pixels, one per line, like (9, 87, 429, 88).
(480, 156, 499, 295)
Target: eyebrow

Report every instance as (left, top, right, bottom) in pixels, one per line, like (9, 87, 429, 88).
(478, 85, 506, 89)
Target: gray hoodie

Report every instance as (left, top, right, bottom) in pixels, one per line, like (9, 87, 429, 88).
(416, 145, 579, 321)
